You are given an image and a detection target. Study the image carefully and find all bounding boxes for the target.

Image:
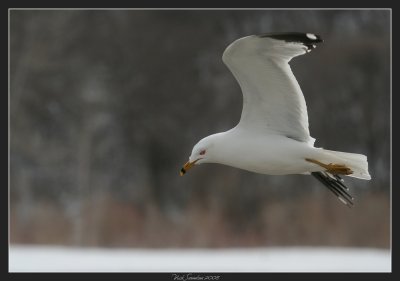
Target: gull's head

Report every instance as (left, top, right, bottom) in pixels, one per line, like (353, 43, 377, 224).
(180, 135, 217, 176)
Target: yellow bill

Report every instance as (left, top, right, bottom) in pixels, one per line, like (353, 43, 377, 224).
(180, 159, 200, 176)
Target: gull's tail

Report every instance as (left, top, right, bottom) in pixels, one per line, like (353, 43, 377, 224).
(320, 149, 371, 180)
(309, 150, 370, 207)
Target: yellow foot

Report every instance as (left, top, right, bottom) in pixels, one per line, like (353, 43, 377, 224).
(305, 158, 353, 175)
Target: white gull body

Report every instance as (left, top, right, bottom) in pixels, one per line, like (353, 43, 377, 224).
(182, 33, 371, 205)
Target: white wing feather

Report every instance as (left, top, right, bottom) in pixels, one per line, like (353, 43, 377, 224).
(222, 35, 318, 145)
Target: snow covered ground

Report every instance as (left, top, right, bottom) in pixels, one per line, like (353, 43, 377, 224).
(9, 245, 391, 272)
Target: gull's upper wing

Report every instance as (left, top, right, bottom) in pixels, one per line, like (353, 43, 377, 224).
(222, 32, 323, 145)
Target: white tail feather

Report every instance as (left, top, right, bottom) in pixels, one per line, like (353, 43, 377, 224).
(320, 149, 371, 180)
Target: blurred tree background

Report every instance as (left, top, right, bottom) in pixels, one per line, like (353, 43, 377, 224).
(10, 10, 390, 248)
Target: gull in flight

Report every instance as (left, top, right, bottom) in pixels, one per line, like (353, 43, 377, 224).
(180, 32, 371, 206)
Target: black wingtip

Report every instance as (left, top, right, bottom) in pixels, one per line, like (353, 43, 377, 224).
(257, 32, 323, 44)
(311, 172, 354, 207)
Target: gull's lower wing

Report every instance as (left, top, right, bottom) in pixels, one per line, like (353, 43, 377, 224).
(312, 172, 354, 207)
(222, 32, 322, 144)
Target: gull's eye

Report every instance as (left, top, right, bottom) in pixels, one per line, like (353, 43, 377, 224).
(199, 149, 206, 155)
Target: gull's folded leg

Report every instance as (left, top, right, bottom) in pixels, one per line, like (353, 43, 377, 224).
(305, 158, 353, 175)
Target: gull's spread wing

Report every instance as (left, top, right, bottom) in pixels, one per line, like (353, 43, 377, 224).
(222, 32, 323, 145)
